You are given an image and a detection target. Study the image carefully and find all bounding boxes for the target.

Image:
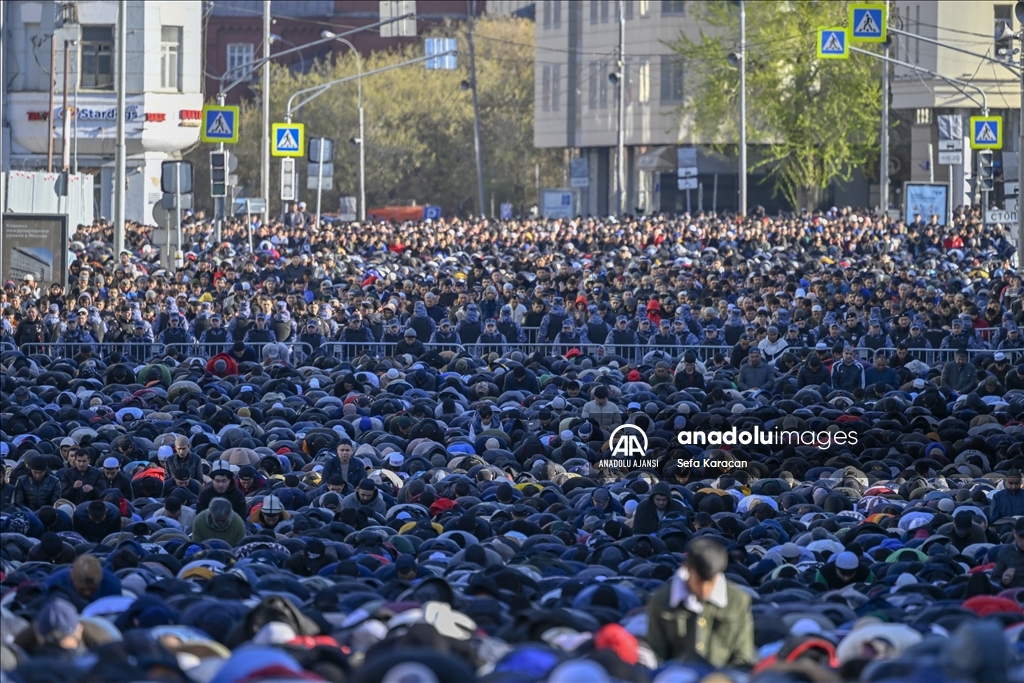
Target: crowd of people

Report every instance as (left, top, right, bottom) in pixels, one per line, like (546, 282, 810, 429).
(1, 205, 1024, 682)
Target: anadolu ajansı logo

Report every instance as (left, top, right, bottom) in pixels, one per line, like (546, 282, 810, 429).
(598, 424, 660, 469)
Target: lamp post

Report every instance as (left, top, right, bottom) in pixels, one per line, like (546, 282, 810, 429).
(321, 32, 365, 222)
(1015, 2, 1024, 268)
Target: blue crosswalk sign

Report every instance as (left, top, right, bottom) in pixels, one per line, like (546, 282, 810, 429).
(271, 122, 304, 157)
(850, 5, 886, 42)
(201, 105, 239, 144)
(817, 28, 848, 59)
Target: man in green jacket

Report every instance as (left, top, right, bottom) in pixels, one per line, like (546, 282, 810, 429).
(645, 537, 755, 668)
(191, 498, 246, 547)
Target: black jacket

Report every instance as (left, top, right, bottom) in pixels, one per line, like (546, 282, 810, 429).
(196, 483, 248, 519)
(58, 466, 105, 505)
(13, 473, 61, 510)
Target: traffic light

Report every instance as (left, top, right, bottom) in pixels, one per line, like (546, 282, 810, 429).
(978, 150, 994, 192)
(210, 151, 228, 198)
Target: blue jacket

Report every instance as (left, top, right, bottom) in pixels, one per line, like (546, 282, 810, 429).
(990, 489, 1024, 522)
(44, 566, 122, 607)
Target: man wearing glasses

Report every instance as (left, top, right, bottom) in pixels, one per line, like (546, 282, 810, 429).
(991, 470, 1024, 523)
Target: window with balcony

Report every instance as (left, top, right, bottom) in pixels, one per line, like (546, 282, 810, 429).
(80, 26, 113, 89)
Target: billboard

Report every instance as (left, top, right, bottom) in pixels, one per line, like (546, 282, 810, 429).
(1, 214, 69, 288)
(903, 183, 949, 227)
(542, 189, 575, 219)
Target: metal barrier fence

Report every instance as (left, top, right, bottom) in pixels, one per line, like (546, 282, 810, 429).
(5, 339, 1012, 369)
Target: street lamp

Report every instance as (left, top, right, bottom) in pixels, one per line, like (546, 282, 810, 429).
(270, 34, 305, 74)
(321, 30, 365, 222)
(1014, 2, 1024, 267)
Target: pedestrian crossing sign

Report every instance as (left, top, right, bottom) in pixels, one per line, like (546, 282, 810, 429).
(850, 4, 886, 43)
(817, 28, 849, 59)
(970, 116, 1002, 150)
(271, 122, 305, 158)
(200, 105, 239, 144)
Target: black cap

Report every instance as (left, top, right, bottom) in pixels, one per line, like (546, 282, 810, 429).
(358, 478, 376, 492)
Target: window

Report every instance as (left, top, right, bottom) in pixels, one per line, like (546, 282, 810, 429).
(553, 1, 561, 27)
(638, 59, 650, 103)
(660, 55, 684, 102)
(599, 60, 609, 108)
(551, 64, 561, 111)
(542, 65, 551, 111)
(543, 0, 552, 28)
(589, 62, 598, 109)
(662, 0, 685, 15)
(625, 1, 633, 19)
(160, 26, 182, 90)
(639, 0, 649, 16)
(226, 43, 255, 82)
(601, 0, 610, 22)
(590, 0, 599, 24)
(79, 26, 113, 89)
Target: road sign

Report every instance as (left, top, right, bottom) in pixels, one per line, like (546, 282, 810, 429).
(271, 122, 305, 157)
(424, 206, 442, 220)
(307, 175, 333, 191)
(161, 193, 194, 210)
(678, 177, 698, 190)
(280, 158, 297, 202)
(817, 28, 848, 59)
(160, 161, 193, 194)
(200, 105, 239, 144)
(339, 196, 357, 221)
(500, 202, 513, 220)
(938, 140, 963, 152)
(1007, 182, 1019, 197)
(677, 167, 698, 178)
(970, 116, 1002, 149)
(850, 4, 886, 43)
(938, 151, 963, 166)
(987, 209, 1017, 224)
(308, 138, 334, 164)
(937, 114, 962, 142)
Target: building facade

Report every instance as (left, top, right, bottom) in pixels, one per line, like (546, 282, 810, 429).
(1, 0, 204, 224)
(205, 0, 533, 104)
(890, 0, 1019, 212)
(534, 0, 750, 216)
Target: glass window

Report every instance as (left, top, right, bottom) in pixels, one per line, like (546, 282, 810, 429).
(590, 0, 599, 24)
(589, 62, 598, 110)
(638, 59, 650, 103)
(660, 55, 684, 102)
(625, 1, 634, 20)
(553, 0, 561, 28)
(226, 43, 255, 82)
(662, 0, 685, 15)
(639, 0, 649, 17)
(80, 26, 113, 90)
(160, 26, 182, 91)
(601, 0, 610, 22)
(599, 60, 608, 109)
(543, 0, 552, 28)
(542, 65, 551, 111)
(551, 64, 561, 112)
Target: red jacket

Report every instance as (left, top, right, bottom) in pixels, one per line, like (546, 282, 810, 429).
(206, 353, 239, 377)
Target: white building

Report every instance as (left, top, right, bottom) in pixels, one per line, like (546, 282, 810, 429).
(1, 0, 203, 224)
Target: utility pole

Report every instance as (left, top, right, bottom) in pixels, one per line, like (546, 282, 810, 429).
(738, 0, 746, 216)
(880, 0, 890, 213)
(61, 40, 70, 171)
(467, 0, 485, 217)
(616, 0, 626, 216)
(261, 0, 271, 220)
(1016, 1, 1024, 267)
(114, 0, 127, 257)
(47, 36, 55, 172)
